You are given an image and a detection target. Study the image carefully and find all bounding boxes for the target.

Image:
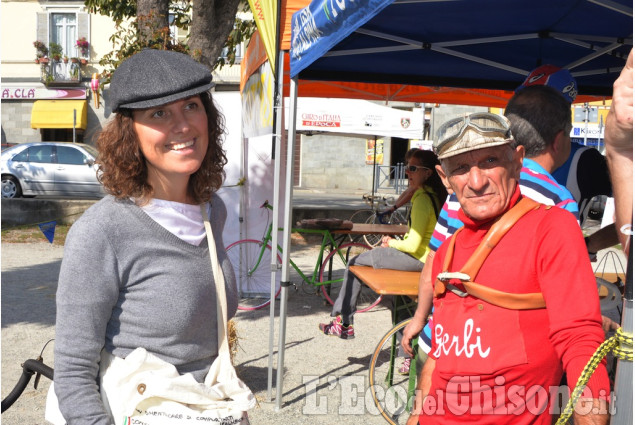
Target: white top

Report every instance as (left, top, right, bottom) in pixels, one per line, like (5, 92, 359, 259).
(141, 199, 208, 245)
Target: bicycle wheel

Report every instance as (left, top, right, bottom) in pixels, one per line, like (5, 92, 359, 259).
(348, 209, 375, 243)
(225, 239, 281, 311)
(369, 318, 415, 425)
(390, 210, 408, 225)
(363, 213, 383, 247)
(349, 208, 375, 224)
(319, 242, 383, 313)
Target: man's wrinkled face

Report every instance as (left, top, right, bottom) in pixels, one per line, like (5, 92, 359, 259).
(435, 145, 524, 221)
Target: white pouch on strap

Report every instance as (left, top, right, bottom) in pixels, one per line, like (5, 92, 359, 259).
(100, 347, 254, 425)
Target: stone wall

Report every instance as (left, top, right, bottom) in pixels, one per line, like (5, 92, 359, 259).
(1, 199, 97, 227)
(297, 104, 488, 192)
(1, 100, 40, 143)
(300, 133, 393, 192)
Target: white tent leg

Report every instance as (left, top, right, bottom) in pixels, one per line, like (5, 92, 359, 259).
(275, 75, 298, 411)
(267, 49, 286, 402)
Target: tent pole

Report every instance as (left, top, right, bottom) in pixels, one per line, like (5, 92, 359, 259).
(267, 0, 285, 402)
(611, 235, 632, 424)
(266, 48, 286, 402)
(276, 75, 298, 411)
(371, 136, 377, 207)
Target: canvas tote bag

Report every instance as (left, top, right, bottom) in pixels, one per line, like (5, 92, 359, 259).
(46, 203, 255, 424)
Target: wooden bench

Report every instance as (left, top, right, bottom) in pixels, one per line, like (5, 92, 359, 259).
(349, 265, 420, 298)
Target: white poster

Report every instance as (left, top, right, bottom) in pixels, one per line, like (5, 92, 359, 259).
(293, 97, 424, 139)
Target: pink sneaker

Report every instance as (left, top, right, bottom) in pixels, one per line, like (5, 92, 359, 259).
(398, 357, 412, 375)
(319, 316, 355, 339)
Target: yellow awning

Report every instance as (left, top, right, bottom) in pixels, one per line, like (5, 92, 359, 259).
(31, 100, 88, 130)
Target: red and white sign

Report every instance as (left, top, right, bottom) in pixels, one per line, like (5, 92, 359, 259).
(301, 113, 341, 127)
(1, 86, 87, 100)
(293, 97, 424, 139)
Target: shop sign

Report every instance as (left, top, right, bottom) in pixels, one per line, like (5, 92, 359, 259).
(1, 87, 87, 100)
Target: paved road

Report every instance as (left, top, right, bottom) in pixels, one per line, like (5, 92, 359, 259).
(1, 241, 399, 425)
(1, 226, 627, 424)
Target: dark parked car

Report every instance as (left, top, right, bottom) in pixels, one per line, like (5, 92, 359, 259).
(1, 142, 104, 198)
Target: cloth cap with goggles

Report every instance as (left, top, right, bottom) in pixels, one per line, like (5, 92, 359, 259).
(433, 113, 514, 160)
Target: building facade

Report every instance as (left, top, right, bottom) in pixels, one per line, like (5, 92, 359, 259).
(1, 0, 242, 146)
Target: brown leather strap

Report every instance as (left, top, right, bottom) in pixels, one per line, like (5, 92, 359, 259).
(434, 197, 546, 310)
(434, 228, 463, 297)
(461, 281, 546, 310)
(461, 197, 541, 278)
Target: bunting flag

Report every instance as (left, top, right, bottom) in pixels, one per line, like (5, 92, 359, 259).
(247, 0, 278, 72)
(38, 220, 56, 244)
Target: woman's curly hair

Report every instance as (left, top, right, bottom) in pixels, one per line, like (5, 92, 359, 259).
(96, 92, 226, 204)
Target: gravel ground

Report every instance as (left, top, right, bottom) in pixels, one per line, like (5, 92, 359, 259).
(1, 235, 627, 425)
(1, 240, 400, 425)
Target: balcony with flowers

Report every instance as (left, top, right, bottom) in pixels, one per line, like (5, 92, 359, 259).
(34, 40, 89, 87)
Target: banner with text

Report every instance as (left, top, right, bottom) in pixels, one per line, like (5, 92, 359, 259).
(290, 0, 393, 77)
(294, 97, 423, 139)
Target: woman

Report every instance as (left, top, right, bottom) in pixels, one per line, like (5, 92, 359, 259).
(319, 149, 446, 339)
(52, 49, 238, 424)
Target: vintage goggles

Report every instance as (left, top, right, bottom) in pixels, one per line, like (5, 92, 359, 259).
(434, 113, 512, 156)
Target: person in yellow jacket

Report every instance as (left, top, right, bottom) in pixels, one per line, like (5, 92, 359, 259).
(319, 149, 446, 339)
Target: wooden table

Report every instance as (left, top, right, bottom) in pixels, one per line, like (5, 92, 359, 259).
(333, 223, 408, 236)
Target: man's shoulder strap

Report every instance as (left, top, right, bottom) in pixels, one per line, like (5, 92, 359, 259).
(435, 197, 547, 309)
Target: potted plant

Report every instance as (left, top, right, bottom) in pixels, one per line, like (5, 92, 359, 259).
(70, 66, 80, 80)
(80, 58, 88, 66)
(70, 57, 79, 64)
(63, 55, 69, 63)
(33, 40, 48, 63)
(76, 37, 90, 57)
(49, 42, 63, 61)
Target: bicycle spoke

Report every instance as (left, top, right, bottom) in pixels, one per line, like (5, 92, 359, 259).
(319, 243, 383, 313)
(363, 213, 383, 247)
(225, 240, 281, 311)
(369, 319, 415, 425)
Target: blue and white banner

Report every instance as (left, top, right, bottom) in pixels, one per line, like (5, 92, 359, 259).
(290, 0, 393, 77)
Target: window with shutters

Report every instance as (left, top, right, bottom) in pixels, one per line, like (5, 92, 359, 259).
(37, 9, 89, 58)
(51, 13, 77, 57)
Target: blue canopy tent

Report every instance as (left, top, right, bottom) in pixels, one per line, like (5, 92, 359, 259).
(290, 0, 632, 94)
(268, 0, 633, 417)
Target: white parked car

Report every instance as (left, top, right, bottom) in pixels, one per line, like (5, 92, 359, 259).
(1, 142, 105, 198)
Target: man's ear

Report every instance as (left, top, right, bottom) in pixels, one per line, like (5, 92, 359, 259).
(435, 164, 454, 194)
(513, 145, 525, 176)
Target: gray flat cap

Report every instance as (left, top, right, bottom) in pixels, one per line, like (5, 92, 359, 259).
(109, 49, 215, 112)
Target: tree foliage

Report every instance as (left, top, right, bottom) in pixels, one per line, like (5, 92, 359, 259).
(85, 0, 256, 84)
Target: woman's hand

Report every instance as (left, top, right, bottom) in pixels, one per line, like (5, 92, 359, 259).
(381, 236, 393, 247)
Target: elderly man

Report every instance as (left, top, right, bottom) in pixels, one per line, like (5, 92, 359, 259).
(408, 113, 610, 425)
(402, 83, 582, 364)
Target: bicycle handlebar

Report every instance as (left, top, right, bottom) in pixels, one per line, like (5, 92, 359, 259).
(1, 358, 54, 413)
